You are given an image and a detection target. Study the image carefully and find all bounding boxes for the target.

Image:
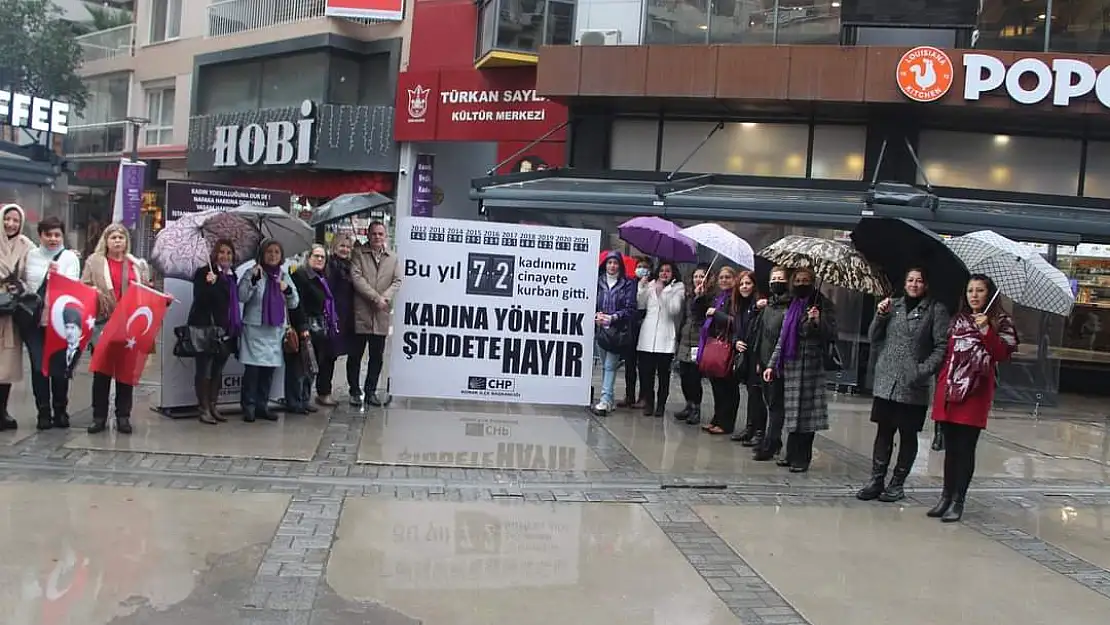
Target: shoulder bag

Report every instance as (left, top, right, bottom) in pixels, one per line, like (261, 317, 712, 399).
(698, 318, 734, 379)
(173, 325, 230, 358)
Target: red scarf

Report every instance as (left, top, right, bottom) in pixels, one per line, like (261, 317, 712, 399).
(945, 312, 1018, 403)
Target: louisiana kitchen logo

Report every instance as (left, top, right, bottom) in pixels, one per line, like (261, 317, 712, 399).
(896, 46, 954, 103)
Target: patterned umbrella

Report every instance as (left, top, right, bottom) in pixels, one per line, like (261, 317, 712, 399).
(151, 210, 261, 280)
(758, 235, 891, 296)
(945, 230, 1075, 316)
(679, 223, 755, 270)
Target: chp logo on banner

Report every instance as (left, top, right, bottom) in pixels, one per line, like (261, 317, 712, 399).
(90, 283, 172, 386)
(323, 0, 402, 20)
(390, 217, 601, 406)
(42, 273, 99, 377)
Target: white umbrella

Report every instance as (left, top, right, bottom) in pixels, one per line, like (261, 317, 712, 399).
(945, 230, 1075, 316)
(229, 204, 315, 259)
(679, 223, 755, 270)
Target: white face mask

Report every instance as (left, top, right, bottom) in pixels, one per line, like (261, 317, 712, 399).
(635, 267, 650, 279)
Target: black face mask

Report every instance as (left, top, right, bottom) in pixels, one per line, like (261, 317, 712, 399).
(792, 284, 814, 299)
(769, 282, 788, 296)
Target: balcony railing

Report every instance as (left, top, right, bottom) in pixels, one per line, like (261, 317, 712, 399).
(76, 24, 136, 62)
(65, 121, 129, 157)
(206, 0, 383, 38)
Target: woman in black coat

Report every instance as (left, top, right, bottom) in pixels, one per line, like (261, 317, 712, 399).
(186, 238, 241, 424)
(325, 234, 355, 403)
(288, 244, 342, 412)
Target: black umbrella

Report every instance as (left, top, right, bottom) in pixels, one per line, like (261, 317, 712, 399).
(850, 217, 968, 312)
(309, 192, 394, 226)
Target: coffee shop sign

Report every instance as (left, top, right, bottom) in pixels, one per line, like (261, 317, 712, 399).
(213, 100, 316, 168)
(0, 90, 69, 135)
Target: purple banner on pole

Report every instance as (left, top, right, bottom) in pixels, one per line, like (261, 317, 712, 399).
(411, 153, 435, 217)
(118, 161, 146, 228)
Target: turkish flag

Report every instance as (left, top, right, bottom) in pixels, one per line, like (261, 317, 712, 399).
(89, 282, 172, 386)
(42, 273, 99, 377)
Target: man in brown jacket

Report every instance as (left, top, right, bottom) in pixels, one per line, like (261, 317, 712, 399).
(349, 221, 402, 406)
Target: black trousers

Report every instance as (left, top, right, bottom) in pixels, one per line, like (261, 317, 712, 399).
(24, 326, 71, 414)
(743, 383, 768, 434)
(871, 398, 927, 474)
(315, 340, 336, 396)
(91, 373, 134, 420)
(241, 365, 276, 415)
(784, 431, 816, 467)
(623, 348, 639, 401)
(347, 334, 387, 396)
(708, 378, 740, 432)
(194, 353, 230, 385)
(761, 379, 786, 450)
(678, 361, 703, 405)
(940, 422, 982, 498)
(636, 351, 673, 408)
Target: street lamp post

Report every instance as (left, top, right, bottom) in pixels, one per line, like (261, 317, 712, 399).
(125, 116, 149, 162)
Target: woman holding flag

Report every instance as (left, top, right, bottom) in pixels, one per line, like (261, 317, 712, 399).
(82, 223, 152, 435)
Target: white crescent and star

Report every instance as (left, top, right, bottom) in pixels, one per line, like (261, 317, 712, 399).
(124, 306, 154, 349)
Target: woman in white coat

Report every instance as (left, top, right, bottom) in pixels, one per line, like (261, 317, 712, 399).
(636, 261, 685, 417)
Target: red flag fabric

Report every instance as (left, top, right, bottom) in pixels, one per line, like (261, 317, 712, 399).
(42, 273, 100, 377)
(89, 282, 172, 386)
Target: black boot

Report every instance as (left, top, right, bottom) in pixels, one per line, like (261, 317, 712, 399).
(931, 424, 945, 451)
(116, 416, 133, 435)
(641, 399, 654, 417)
(685, 405, 701, 425)
(0, 412, 16, 431)
(743, 431, 764, 448)
(857, 429, 894, 500)
(732, 425, 755, 443)
(753, 438, 781, 461)
(675, 402, 693, 421)
(653, 391, 667, 417)
(941, 494, 965, 523)
(87, 414, 108, 434)
(52, 406, 70, 429)
(926, 492, 953, 518)
(878, 467, 909, 502)
(36, 407, 53, 431)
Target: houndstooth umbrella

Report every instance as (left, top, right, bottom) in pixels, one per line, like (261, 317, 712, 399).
(945, 230, 1075, 316)
(759, 235, 891, 296)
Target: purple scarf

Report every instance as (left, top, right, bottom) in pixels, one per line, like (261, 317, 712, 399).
(261, 264, 286, 327)
(221, 268, 243, 337)
(696, 292, 730, 362)
(316, 273, 341, 340)
(776, 295, 811, 373)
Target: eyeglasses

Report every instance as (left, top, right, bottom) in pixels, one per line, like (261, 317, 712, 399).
(310, 253, 326, 259)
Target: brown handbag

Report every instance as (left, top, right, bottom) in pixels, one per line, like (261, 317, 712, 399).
(283, 327, 299, 354)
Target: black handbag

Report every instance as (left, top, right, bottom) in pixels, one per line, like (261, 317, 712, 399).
(597, 321, 632, 353)
(173, 325, 230, 358)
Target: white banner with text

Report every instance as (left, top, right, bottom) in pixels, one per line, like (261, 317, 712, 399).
(390, 217, 600, 405)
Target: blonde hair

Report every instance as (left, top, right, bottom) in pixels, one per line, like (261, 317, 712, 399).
(94, 223, 131, 257)
(330, 233, 353, 252)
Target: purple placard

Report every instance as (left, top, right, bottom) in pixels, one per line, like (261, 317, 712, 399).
(118, 161, 146, 228)
(411, 153, 434, 217)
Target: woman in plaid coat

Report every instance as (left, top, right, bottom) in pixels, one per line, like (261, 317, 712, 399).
(764, 267, 837, 473)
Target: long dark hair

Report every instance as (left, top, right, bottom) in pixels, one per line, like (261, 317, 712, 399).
(960, 273, 1004, 320)
(210, 238, 236, 269)
(651, 260, 682, 285)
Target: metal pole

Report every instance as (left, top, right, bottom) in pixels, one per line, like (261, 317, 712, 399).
(1043, 0, 1053, 52)
(130, 121, 140, 162)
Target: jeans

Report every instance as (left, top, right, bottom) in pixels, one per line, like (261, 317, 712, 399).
(195, 353, 230, 384)
(241, 365, 276, 416)
(91, 373, 133, 420)
(940, 422, 982, 498)
(636, 351, 673, 409)
(597, 346, 620, 406)
(678, 361, 703, 405)
(347, 334, 387, 396)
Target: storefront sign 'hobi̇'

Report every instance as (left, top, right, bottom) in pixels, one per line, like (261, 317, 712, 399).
(964, 54, 1110, 108)
(212, 100, 316, 168)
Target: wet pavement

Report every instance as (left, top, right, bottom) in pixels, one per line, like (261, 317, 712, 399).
(0, 359, 1107, 624)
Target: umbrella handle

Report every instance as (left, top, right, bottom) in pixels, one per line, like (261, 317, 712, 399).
(985, 288, 1001, 313)
(706, 252, 719, 275)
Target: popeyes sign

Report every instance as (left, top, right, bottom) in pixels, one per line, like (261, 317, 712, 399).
(897, 46, 1110, 109)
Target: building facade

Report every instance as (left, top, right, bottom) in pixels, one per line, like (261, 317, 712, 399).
(471, 0, 1110, 401)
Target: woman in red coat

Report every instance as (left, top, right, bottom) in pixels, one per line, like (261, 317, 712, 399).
(928, 274, 1018, 523)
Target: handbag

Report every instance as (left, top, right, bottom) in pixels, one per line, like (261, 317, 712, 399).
(596, 320, 632, 353)
(173, 325, 230, 358)
(698, 317, 733, 379)
(283, 327, 300, 354)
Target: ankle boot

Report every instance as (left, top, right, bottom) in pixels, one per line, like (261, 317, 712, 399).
(653, 392, 667, 417)
(733, 425, 755, 443)
(209, 378, 226, 422)
(857, 431, 894, 500)
(926, 492, 953, 518)
(197, 380, 216, 425)
(641, 400, 655, 417)
(931, 426, 945, 452)
(36, 408, 53, 431)
(941, 494, 965, 523)
(52, 406, 70, 429)
(116, 416, 133, 435)
(753, 439, 781, 462)
(675, 402, 693, 421)
(0, 412, 15, 431)
(743, 431, 764, 448)
(685, 405, 701, 425)
(878, 467, 909, 502)
(88, 414, 108, 434)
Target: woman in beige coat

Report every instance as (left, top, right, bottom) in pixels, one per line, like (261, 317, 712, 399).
(81, 223, 150, 435)
(0, 204, 32, 431)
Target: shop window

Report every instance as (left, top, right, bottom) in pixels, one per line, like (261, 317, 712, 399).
(976, 0, 1049, 52)
(1046, 0, 1110, 53)
(144, 86, 175, 146)
(810, 125, 866, 181)
(609, 119, 659, 171)
(1058, 245, 1110, 364)
(917, 130, 1081, 196)
(149, 0, 182, 44)
(260, 53, 328, 109)
(660, 121, 809, 177)
(329, 55, 361, 106)
(474, 0, 575, 66)
(1082, 141, 1110, 199)
(644, 0, 838, 45)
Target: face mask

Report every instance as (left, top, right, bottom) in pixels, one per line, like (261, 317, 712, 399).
(769, 282, 788, 296)
(635, 267, 650, 279)
(41, 242, 62, 254)
(793, 284, 814, 299)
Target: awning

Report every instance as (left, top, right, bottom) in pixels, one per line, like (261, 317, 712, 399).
(471, 170, 1105, 246)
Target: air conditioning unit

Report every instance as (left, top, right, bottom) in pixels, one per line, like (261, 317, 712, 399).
(576, 29, 621, 46)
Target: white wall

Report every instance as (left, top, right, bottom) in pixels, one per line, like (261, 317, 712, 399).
(574, 0, 645, 44)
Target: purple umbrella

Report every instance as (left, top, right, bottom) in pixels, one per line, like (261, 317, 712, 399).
(151, 210, 261, 280)
(617, 216, 698, 263)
